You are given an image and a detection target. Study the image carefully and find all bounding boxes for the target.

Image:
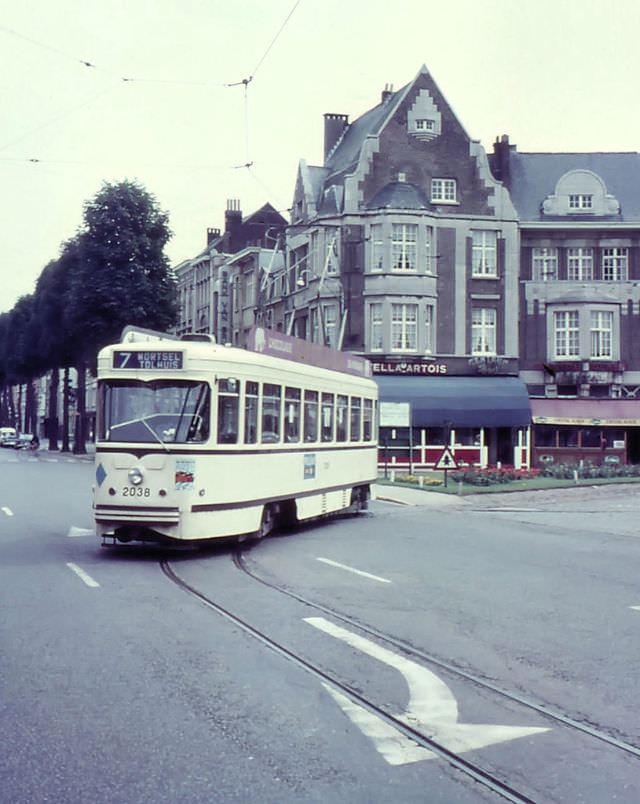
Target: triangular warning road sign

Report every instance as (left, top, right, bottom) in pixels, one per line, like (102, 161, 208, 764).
(434, 446, 458, 470)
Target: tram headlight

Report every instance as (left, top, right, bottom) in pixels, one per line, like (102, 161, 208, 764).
(128, 468, 144, 486)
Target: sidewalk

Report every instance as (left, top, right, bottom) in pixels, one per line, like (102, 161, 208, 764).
(39, 438, 95, 461)
(373, 482, 466, 508)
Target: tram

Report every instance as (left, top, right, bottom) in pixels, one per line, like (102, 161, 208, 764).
(94, 327, 378, 546)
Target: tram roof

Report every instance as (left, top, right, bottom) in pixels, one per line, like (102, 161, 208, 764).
(98, 337, 377, 390)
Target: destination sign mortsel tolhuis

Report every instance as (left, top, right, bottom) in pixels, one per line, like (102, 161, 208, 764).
(113, 350, 184, 370)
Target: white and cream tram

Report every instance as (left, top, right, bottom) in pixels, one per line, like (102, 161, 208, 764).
(94, 327, 378, 545)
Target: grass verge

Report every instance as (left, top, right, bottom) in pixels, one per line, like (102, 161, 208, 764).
(376, 475, 640, 496)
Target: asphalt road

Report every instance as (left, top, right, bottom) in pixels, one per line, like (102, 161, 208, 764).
(2, 448, 640, 802)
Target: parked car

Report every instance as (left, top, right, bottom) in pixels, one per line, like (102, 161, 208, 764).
(14, 433, 35, 450)
(0, 427, 17, 448)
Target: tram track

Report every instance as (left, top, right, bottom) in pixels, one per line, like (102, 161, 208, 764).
(231, 548, 640, 762)
(160, 556, 535, 804)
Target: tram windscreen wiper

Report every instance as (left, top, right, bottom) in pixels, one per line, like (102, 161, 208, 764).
(141, 417, 170, 452)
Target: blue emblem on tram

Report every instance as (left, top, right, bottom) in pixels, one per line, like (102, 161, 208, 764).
(96, 463, 107, 487)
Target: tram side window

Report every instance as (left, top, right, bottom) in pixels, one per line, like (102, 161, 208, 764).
(217, 378, 239, 444)
(262, 383, 281, 443)
(321, 393, 334, 442)
(336, 395, 348, 442)
(285, 387, 301, 443)
(244, 381, 259, 444)
(304, 390, 318, 442)
(350, 397, 361, 441)
(363, 399, 373, 441)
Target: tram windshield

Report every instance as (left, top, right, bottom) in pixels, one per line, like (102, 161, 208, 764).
(99, 380, 210, 444)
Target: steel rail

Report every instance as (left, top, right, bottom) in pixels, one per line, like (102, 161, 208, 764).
(160, 558, 535, 804)
(233, 549, 640, 760)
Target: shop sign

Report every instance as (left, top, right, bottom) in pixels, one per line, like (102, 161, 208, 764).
(371, 356, 518, 376)
(379, 402, 410, 427)
(534, 415, 640, 426)
(372, 361, 448, 375)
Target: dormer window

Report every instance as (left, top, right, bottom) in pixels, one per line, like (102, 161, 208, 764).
(407, 90, 442, 140)
(569, 194, 593, 210)
(431, 178, 457, 204)
(542, 171, 620, 216)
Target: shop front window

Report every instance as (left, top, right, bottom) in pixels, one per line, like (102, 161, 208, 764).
(558, 428, 579, 447)
(535, 426, 556, 447)
(454, 428, 481, 446)
(581, 428, 603, 448)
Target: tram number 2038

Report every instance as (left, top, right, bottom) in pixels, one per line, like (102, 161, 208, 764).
(122, 487, 151, 497)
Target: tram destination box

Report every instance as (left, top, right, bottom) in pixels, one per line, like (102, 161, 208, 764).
(113, 350, 183, 370)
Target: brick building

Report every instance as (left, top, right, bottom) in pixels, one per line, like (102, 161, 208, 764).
(491, 140, 640, 466)
(175, 66, 640, 470)
(282, 65, 531, 469)
(176, 200, 286, 343)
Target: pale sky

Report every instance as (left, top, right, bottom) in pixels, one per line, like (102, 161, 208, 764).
(2, 0, 639, 313)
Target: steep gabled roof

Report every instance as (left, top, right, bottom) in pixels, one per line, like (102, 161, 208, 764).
(324, 82, 410, 178)
(509, 151, 640, 222)
(242, 202, 288, 227)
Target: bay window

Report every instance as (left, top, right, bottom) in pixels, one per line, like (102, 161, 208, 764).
(550, 307, 617, 360)
(554, 310, 580, 357)
(590, 310, 613, 358)
(369, 303, 383, 351)
(391, 303, 418, 351)
(391, 223, 417, 271)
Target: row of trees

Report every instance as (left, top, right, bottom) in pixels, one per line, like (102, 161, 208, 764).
(0, 180, 178, 453)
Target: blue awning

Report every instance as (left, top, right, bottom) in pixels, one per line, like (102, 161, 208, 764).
(376, 375, 532, 428)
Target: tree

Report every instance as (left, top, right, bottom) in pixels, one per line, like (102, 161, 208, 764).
(67, 180, 177, 452)
(3, 295, 38, 433)
(70, 179, 177, 361)
(31, 247, 79, 450)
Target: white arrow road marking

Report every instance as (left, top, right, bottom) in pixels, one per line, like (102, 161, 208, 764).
(316, 557, 391, 584)
(66, 562, 100, 588)
(66, 526, 95, 538)
(306, 617, 549, 765)
(1, 506, 13, 517)
(321, 683, 435, 764)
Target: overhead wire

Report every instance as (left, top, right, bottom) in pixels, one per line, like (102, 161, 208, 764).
(2, 0, 303, 264)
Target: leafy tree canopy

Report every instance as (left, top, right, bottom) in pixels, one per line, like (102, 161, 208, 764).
(69, 179, 177, 362)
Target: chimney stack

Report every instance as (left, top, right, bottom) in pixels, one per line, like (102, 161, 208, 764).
(323, 113, 349, 162)
(490, 135, 514, 186)
(224, 199, 243, 253)
(381, 83, 394, 104)
(207, 227, 221, 246)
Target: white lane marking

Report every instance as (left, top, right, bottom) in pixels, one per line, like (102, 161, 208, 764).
(1, 506, 13, 517)
(316, 557, 391, 584)
(630, 606, 640, 611)
(66, 562, 100, 588)
(306, 617, 549, 765)
(67, 526, 95, 538)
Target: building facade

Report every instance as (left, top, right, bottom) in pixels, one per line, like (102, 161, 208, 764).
(490, 140, 640, 467)
(175, 66, 640, 470)
(281, 66, 531, 470)
(176, 199, 286, 344)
